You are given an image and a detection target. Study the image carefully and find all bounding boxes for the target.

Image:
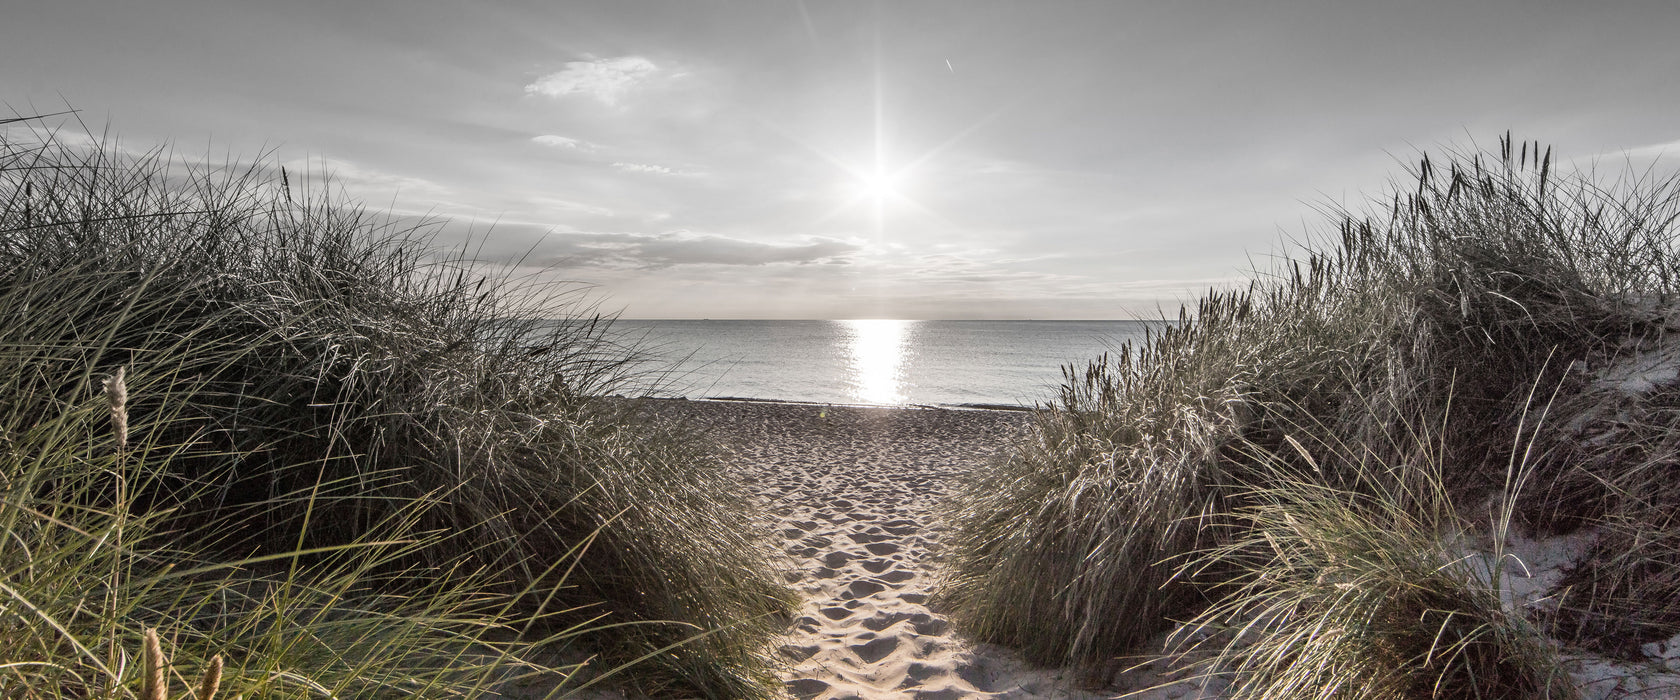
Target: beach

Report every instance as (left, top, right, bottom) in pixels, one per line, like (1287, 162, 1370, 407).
(10, 46, 1680, 696)
(645, 399, 1222, 700)
(634, 397, 1680, 700)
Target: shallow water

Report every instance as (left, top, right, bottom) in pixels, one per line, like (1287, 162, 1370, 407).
(608, 319, 1159, 407)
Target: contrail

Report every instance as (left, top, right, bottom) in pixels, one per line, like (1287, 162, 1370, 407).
(945, 59, 954, 73)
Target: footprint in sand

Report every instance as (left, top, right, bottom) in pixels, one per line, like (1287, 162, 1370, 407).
(879, 570, 916, 584)
(861, 559, 895, 574)
(854, 636, 901, 664)
(845, 580, 887, 598)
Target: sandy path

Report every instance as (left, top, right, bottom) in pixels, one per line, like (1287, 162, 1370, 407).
(655, 400, 1143, 700)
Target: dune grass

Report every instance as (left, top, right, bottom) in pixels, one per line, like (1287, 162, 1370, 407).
(0, 114, 793, 698)
(939, 134, 1680, 693)
(1166, 418, 1577, 700)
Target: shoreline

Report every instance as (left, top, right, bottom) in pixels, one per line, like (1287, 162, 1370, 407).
(639, 394, 1041, 413)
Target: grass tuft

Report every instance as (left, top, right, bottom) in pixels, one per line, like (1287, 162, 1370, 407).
(940, 132, 1680, 689)
(0, 112, 792, 698)
(1171, 432, 1575, 699)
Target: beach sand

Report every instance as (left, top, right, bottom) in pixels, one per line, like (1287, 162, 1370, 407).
(630, 398, 1680, 700)
(650, 399, 1216, 700)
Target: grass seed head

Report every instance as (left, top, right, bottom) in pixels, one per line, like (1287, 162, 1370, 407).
(197, 654, 222, 700)
(142, 627, 165, 700)
(103, 366, 128, 452)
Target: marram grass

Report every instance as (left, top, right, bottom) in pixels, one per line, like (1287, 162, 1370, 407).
(139, 627, 223, 700)
(1170, 434, 1575, 699)
(0, 113, 793, 698)
(940, 134, 1680, 692)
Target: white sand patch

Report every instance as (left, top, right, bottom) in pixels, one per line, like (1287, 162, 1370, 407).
(1451, 524, 1680, 699)
(1453, 526, 1600, 615)
(1592, 337, 1680, 395)
(1567, 652, 1680, 700)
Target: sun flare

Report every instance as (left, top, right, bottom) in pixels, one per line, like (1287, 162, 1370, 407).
(848, 166, 905, 207)
(859, 169, 902, 201)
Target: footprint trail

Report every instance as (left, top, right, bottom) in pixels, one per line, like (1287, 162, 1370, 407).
(659, 400, 1146, 700)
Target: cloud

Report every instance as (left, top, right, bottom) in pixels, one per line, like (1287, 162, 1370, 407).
(532, 134, 594, 150)
(525, 56, 660, 105)
(530, 196, 619, 218)
(546, 230, 860, 268)
(1619, 138, 1680, 162)
(612, 161, 675, 175)
(280, 155, 452, 203)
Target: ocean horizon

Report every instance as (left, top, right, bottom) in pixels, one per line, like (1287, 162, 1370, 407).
(605, 319, 1163, 408)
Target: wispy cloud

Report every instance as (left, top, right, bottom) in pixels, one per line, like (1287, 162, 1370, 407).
(531, 134, 595, 150)
(524, 56, 661, 105)
(281, 156, 452, 202)
(1619, 138, 1680, 162)
(547, 230, 859, 268)
(530, 196, 619, 219)
(612, 161, 679, 175)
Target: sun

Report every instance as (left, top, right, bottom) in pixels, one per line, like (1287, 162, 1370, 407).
(814, 159, 920, 241)
(851, 166, 905, 206)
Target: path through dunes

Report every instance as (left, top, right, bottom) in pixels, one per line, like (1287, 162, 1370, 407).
(656, 400, 1222, 700)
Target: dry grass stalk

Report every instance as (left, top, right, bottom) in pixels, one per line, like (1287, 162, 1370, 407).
(106, 366, 133, 690)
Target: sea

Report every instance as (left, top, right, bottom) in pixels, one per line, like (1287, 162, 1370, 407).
(607, 320, 1161, 408)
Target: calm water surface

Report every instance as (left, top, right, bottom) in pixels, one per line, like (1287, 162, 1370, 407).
(611, 320, 1160, 407)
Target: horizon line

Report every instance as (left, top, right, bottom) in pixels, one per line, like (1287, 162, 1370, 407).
(607, 317, 1166, 322)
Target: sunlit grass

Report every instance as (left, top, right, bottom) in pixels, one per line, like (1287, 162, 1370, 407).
(0, 112, 794, 698)
(1166, 420, 1576, 699)
(939, 134, 1680, 692)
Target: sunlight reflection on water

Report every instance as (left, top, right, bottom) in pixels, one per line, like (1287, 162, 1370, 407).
(604, 319, 1161, 406)
(840, 319, 916, 404)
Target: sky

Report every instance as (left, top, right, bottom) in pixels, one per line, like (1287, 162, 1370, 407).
(3, 1, 1678, 319)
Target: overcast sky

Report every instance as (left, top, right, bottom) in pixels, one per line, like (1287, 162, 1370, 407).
(4, 1, 1678, 319)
